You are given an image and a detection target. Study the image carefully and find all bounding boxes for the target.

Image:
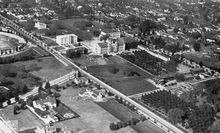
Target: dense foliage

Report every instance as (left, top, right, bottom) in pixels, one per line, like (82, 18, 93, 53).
(120, 50, 164, 75)
(141, 90, 215, 133)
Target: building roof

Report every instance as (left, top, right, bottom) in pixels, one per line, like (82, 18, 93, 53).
(36, 96, 56, 106)
(97, 42, 108, 48)
(190, 67, 204, 72)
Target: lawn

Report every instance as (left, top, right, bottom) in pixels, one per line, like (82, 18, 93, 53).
(54, 87, 136, 133)
(0, 105, 44, 132)
(13, 56, 71, 81)
(57, 19, 93, 41)
(87, 59, 157, 96)
(71, 55, 112, 67)
(96, 99, 165, 133)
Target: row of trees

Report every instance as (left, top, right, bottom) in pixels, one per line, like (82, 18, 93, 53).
(109, 117, 145, 130)
(120, 50, 164, 75)
(141, 90, 215, 133)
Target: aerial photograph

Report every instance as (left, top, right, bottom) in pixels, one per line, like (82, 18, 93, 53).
(0, 0, 220, 133)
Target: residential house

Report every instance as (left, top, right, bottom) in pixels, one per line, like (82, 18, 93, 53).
(33, 96, 57, 111)
(35, 124, 56, 133)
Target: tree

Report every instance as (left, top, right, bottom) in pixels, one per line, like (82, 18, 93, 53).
(193, 42, 201, 51)
(45, 81, 51, 89)
(100, 34, 110, 41)
(164, 60, 177, 72)
(109, 123, 118, 130)
(108, 66, 119, 74)
(13, 105, 20, 115)
(20, 99, 27, 109)
(38, 85, 43, 96)
(15, 94, 19, 102)
(92, 31, 100, 37)
(167, 108, 185, 124)
(175, 74, 185, 82)
(7, 99, 11, 105)
(208, 119, 220, 133)
(173, 27, 179, 33)
(179, 91, 196, 103)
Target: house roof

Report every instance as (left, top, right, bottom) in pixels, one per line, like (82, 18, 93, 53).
(97, 42, 108, 48)
(36, 96, 56, 106)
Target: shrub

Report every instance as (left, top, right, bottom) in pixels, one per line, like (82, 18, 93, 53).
(17, 71, 28, 79)
(108, 66, 119, 74)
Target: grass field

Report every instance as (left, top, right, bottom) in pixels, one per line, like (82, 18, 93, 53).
(0, 105, 44, 131)
(96, 99, 165, 133)
(72, 55, 112, 67)
(13, 56, 71, 81)
(87, 56, 157, 96)
(57, 19, 92, 40)
(54, 87, 136, 133)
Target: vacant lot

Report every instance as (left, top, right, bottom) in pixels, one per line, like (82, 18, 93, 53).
(87, 56, 157, 96)
(54, 87, 136, 133)
(14, 56, 71, 81)
(0, 106, 44, 132)
(96, 99, 164, 133)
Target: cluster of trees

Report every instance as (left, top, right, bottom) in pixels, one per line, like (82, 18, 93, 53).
(45, 29, 63, 36)
(73, 21, 93, 30)
(141, 90, 215, 133)
(120, 50, 164, 75)
(203, 79, 220, 112)
(108, 66, 119, 74)
(150, 36, 166, 49)
(124, 40, 144, 50)
(139, 19, 157, 36)
(0, 53, 35, 64)
(109, 117, 145, 130)
(66, 49, 82, 58)
(115, 96, 135, 111)
(13, 99, 27, 115)
(0, 84, 29, 104)
(193, 42, 201, 51)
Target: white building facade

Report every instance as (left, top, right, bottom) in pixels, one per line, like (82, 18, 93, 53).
(34, 22, 47, 29)
(56, 34, 78, 46)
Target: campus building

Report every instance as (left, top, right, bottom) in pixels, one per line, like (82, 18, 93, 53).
(92, 42, 109, 54)
(34, 22, 47, 29)
(92, 38, 125, 55)
(100, 28, 121, 39)
(56, 34, 78, 46)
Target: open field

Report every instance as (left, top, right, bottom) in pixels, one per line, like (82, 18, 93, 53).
(57, 19, 92, 40)
(54, 87, 136, 133)
(13, 56, 71, 81)
(72, 55, 112, 67)
(0, 105, 44, 132)
(87, 56, 157, 96)
(96, 99, 165, 133)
